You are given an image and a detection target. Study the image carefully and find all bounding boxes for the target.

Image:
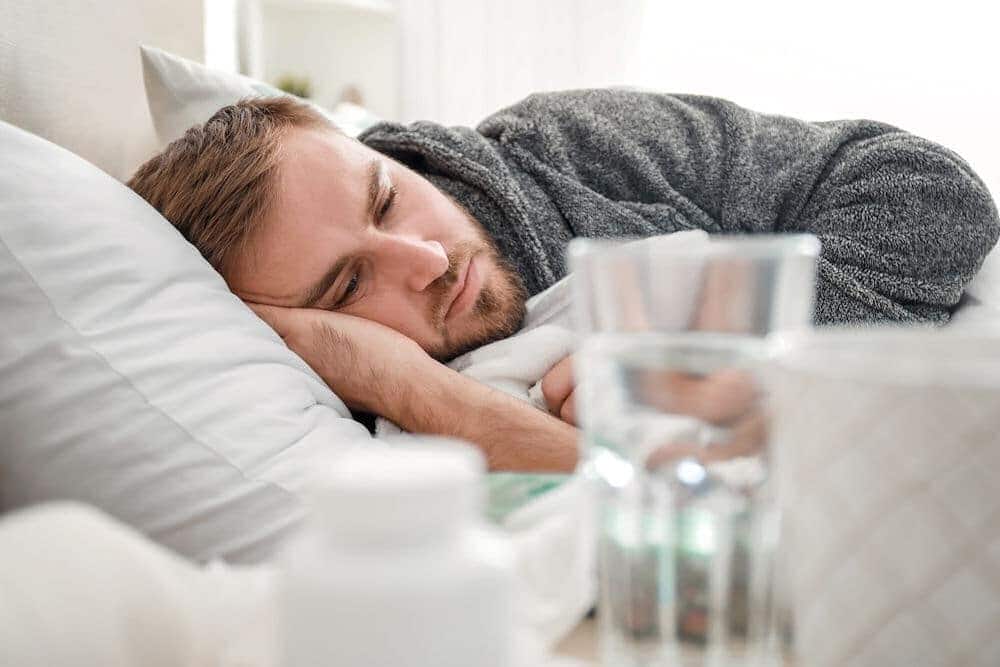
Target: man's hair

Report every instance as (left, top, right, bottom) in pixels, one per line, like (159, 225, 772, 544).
(127, 97, 333, 273)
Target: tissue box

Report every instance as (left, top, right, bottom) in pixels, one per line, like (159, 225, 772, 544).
(770, 329, 1000, 666)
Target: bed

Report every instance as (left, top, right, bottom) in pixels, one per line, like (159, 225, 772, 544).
(2, 3, 998, 665)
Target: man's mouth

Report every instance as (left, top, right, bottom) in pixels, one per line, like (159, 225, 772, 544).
(444, 252, 482, 321)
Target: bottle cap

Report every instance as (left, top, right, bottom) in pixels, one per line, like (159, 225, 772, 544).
(312, 438, 486, 546)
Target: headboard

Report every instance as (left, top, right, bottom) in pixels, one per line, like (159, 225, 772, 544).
(0, 0, 203, 181)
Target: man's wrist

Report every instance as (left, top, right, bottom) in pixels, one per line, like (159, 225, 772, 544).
(363, 344, 444, 420)
(380, 358, 452, 428)
(388, 363, 579, 472)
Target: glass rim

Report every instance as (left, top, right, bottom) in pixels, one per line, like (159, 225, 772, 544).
(568, 233, 821, 262)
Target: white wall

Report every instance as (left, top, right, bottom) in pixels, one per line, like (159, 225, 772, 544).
(628, 0, 1000, 196)
(260, 1, 399, 119)
(0, 0, 204, 180)
(394, 0, 645, 126)
(205, 0, 240, 72)
(394, 0, 999, 196)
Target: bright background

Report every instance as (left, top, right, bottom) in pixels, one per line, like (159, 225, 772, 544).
(204, 0, 1000, 196)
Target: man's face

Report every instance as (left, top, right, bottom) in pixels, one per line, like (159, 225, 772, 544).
(228, 126, 527, 360)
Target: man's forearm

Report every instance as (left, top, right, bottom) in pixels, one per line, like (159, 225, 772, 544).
(385, 365, 579, 472)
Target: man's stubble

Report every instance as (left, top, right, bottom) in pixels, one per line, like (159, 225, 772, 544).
(424, 202, 528, 362)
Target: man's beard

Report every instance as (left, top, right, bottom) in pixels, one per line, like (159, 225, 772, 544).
(423, 238, 528, 362)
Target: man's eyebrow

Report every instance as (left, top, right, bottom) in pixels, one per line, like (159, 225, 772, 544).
(301, 255, 350, 308)
(367, 159, 389, 218)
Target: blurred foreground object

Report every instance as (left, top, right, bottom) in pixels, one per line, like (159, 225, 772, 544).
(771, 329, 1000, 666)
(0, 503, 277, 667)
(571, 233, 819, 665)
(279, 439, 517, 667)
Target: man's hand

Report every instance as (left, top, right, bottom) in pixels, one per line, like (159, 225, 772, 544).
(249, 303, 439, 418)
(540, 353, 766, 466)
(541, 355, 578, 426)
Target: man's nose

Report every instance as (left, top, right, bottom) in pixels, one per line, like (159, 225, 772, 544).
(383, 235, 450, 292)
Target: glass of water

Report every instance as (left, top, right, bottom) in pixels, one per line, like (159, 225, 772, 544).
(570, 233, 820, 666)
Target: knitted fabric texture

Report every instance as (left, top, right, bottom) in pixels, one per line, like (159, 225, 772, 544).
(361, 90, 999, 324)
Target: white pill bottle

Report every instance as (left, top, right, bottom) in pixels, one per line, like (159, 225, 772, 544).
(279, 439, 515, 667)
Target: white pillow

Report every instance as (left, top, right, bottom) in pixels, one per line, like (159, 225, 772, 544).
(140, 45, 381, 146)
(0, 120, 372, 563)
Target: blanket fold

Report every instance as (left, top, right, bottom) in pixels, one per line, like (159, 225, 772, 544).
(361, 90, 1000, 324)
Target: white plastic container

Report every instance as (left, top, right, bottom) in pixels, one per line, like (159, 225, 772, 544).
(279, 440, 515, 667)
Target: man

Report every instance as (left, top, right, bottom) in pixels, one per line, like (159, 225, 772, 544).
(127, 90, 999, 471)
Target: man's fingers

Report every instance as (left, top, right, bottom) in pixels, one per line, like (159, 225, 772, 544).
(541, 355, 575, 418)
(559, 389, 578, 426)
(636, 368, 759, 425)
(699, 410, 768, 463)
(674, 368, 758, 424)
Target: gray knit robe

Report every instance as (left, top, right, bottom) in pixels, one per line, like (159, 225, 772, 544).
(361, 90, 999, 324)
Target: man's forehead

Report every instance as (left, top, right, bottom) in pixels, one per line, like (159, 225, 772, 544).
(280, 126, 363, 179)
(274, 128, 365, 208)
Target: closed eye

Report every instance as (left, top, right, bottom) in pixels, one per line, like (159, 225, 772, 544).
(376, 184, 397, 224)
(343, 273, 360, 299)
(328, 271, 361, 310)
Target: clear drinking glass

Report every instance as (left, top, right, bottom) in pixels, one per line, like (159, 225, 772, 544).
(570, 234, 820, 666)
